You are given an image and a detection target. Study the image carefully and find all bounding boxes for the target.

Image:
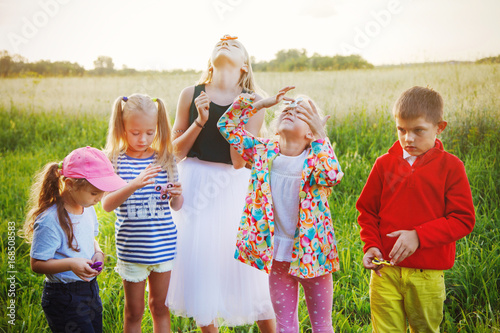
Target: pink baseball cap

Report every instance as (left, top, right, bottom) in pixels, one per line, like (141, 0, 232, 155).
(61, 146, 127, 192)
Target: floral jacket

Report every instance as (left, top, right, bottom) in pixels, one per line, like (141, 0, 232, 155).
(217, 97, 343, 278)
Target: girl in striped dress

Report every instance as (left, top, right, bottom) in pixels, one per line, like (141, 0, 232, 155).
(102, 94, 183, 333)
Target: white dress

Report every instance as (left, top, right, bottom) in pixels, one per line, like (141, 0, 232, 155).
(166, 157, 275, 327)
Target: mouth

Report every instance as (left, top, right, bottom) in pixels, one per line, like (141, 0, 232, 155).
(405, 146, 417, 151)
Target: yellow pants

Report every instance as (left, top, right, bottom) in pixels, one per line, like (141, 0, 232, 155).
(369, 266, 446, 333)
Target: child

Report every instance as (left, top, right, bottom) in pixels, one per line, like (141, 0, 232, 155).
(102, 94, 183, 333)
(24, 146, 127, 333)
(356, 86, 475, 332)
(217, 86, 343, 333)
(166, 35, 275, 332)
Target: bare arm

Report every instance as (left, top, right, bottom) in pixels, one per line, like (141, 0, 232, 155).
(101, 164, 162, 212)
(31, 257, 97, 282)
(171, 86, 208, 161)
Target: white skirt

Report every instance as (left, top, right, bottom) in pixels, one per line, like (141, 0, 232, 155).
(166, 157, 275, 327)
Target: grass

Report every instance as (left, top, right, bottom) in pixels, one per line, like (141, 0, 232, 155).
(0, 63, 499, 332)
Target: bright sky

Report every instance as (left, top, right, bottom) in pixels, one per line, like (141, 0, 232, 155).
(1, 0, 499, 70)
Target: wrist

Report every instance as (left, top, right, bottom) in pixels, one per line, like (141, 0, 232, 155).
(195, 117, 206, 128)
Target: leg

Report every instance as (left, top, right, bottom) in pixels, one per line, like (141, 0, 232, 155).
(404, 269, 446, 333)
(257, 318, 276, 333)
(369, 267, 407, 332)
(123, 280, 146, 333)
(148, 271, 172, 333)
(269, 260, 300, 333)
(200, 322, 218, 333)
(300, 273, 334, 333)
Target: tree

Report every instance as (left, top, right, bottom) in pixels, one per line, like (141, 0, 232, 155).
(93, 56, 115, 75)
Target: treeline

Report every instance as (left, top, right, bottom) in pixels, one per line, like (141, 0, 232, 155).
(0, 51, 84, 77)
(476, 55, 500, 64)
(252, 49, 374, 71)
(0, 51, 198, 78)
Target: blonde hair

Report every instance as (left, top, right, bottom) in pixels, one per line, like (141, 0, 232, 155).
(393, 86, 444, 124)
(24, 162, 91, 251)
(271, 95, 325, 136)
(197, 39, 259, 93)
(104, 93, 176, 181)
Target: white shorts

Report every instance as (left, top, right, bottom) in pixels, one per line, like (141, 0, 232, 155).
(115, 259, 174, 283)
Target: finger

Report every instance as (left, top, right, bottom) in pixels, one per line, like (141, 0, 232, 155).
(282, 96, 295, 102)
(322, 115, 330, 126)
(307, 99, 318, 114)
(387, 231, 402, 238)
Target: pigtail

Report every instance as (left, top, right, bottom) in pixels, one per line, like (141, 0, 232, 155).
(23, 162, 80, 252)
(105, 96, 128, 168)
(153, 98, 176, 182)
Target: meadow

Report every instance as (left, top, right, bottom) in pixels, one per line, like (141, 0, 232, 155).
(1, 63, 499, 332)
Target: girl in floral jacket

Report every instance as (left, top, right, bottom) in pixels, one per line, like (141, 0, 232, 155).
(217, 86, 343, 333)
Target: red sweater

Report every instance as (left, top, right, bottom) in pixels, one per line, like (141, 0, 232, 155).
(356, 139, 475, 270)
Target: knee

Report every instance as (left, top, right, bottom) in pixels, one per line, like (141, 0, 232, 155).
(125, 302, 145, 323)
(149, 297, 169, 318)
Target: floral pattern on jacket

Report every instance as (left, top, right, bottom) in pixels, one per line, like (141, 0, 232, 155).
(217, 96, 344, 278)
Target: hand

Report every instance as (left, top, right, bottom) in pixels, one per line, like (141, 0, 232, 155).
(295, 99, 329, 140)
(195, 91, 210, 125)
(387, 229, 420, 265)
(69, 257, 98, 282)
(253, 86, 295, 110)
(166, 182, 182, 199)
(130, 164, 161, 190)
(363, 247, 385, 277)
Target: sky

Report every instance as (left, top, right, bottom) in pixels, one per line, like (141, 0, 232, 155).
(1, 0, 499, 71)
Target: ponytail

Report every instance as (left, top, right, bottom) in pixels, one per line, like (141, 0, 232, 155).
(23, 162, 81, 252)
(153, 97, 176, 182)
(105, 96, 128, 168)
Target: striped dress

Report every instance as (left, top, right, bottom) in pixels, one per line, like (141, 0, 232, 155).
(114, 153, 178, 264)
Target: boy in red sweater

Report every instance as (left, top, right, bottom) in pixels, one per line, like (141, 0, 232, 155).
(356, 86, 475, 332)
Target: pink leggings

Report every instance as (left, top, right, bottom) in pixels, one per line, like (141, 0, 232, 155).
(269, 260, 334, 333)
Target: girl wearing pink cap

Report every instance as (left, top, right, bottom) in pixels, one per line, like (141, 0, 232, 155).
(24, 146, 127, 333)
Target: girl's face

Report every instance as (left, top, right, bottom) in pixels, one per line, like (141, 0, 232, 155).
(67, 182, 105, 210)
(211, 39, 247, 68)
(123, 111, 157, 155)
(276, 103, 312, 140)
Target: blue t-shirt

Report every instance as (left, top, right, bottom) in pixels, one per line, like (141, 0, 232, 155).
(114, 153, 178, 265)
(30, 205, 99, 283)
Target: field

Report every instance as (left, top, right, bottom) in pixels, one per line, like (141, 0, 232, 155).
(1, 63, 499, 332)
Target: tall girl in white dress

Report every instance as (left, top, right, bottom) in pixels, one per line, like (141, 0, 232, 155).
(166, 35, 275, 333)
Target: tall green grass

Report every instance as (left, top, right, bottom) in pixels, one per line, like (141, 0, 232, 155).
(1, 64, 499, 332)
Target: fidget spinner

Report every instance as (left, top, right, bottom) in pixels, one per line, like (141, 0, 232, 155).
(372, 257, 392, 266)
(220, 34, 238, 41)
(90, 261, 103, 272)
(283, 97, 304, 108)
(155, 183, 174, 200)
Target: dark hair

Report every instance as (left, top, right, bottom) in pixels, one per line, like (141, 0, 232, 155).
(24, 162, 90, 252)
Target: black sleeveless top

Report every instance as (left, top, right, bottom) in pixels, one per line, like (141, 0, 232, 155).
(187, 85, 238, 164)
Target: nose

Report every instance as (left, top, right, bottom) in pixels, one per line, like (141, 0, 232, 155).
(96, 193, 104, 203)
(405, 132, 414, 143)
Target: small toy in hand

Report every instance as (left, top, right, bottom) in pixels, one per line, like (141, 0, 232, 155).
(372, 257, 392, 266)
(155, 183, 174, 200)
(283, 97, 303, 109)
(90, 261, 103, 272)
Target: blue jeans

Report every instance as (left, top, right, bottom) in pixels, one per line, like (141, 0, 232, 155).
(42, 278, 103, 333)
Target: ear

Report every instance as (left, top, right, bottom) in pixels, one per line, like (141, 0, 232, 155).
(305, 131, 315, 141)
(64, 178, 74, 191)
(241, 64, 249, 73)
(436, 121, 447, 135)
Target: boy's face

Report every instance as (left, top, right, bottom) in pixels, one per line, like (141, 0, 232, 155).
(396, 116, 447, 156)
